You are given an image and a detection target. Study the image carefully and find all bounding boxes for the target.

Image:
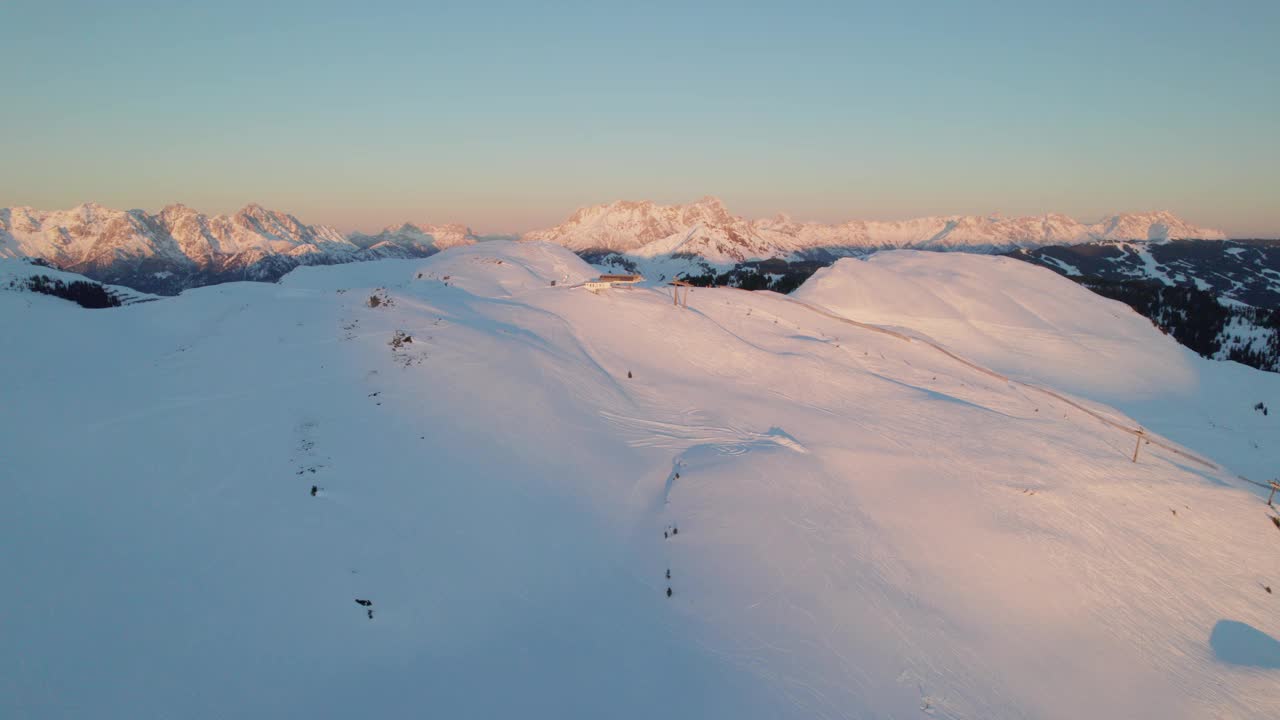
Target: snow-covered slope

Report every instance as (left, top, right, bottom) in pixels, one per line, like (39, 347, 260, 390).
(4, 242, 1277, 719)
(1007, 239, 1280, 373)
(0, 257, 158, 306)
(524, 197, 1226, 272)
(1013, 239, 1280, 308)
(796, 251, 1280, 481)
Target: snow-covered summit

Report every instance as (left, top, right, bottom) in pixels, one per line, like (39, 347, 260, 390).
(348, 222, 481, 256)
(3, 241, 1276, 718)
(796, 250, 1277, 479)
(0, 202, 365, 294)
(2, 200, 1226, 295)
(523, 198, 1227, 265)
(523, 196, 750, 255)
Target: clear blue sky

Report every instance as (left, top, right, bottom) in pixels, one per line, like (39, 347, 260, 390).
(2, 0, 1277, 236)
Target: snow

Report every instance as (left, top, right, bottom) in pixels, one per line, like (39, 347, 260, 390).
(1033, 253, 1081, 276)
(796, 250, 1280, 483)
(1127, 242, 1177, 285)
(0, 203, 361, 288)
(3, 200, 1227, 295)
(1215, 315, 1279, 367)
(3, 242, 1277, 718)
(0, 258, 159, 305)
(523, 198, 1227, 263)
(348, 222, 481, 254)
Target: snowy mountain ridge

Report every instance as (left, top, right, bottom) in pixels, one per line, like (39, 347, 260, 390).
(523, 196, 1227, 265)
(0, 256, 159, 307)
(1007, 238, 1280, 373)
(0, 203, 481, 295)
(3, 242, 1277, 718)
(348, 222, 486, 254)
(2, 199, 1225, 294)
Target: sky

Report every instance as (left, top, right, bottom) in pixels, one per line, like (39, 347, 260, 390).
(1, 0, 1278, 237)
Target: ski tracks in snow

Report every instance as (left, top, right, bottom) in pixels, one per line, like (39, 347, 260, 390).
(599, 409, 808, 456)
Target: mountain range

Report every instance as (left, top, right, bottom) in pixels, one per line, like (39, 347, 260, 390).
(0, 198, 1227, 294)
(523, 196, 1226, 264)
(1012, 239, 1280, 308)
(349, 223, 516, 253)
(0, 204, 455, 295)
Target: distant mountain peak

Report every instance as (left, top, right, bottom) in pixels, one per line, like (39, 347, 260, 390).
(524, 198, 1228, 264)
(347, 220, 480, 254)
(0, 202, 409, 294)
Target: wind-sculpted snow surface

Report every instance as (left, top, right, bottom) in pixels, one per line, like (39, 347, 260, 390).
(796, 251, 1280, 482)
(3, 242, 1277, 719)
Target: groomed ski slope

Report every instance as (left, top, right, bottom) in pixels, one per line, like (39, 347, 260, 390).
(2, 242, 1278, 719)
(794, 251, 1280, 484)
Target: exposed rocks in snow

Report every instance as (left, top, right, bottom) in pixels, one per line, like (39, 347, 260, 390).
(367, 289, 394, 308)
